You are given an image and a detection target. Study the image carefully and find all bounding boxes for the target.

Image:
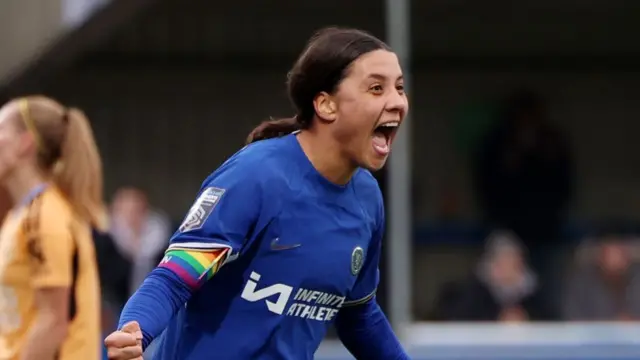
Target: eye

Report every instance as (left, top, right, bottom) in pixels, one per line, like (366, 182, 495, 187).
(396, 84, 405, 94)
(369, 85, 384, 94)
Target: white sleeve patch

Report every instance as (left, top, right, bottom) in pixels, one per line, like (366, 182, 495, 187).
(179, 187, 226, 233)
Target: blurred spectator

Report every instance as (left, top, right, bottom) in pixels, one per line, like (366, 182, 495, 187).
(93, 229, 128, 333)
(434, 231, 551, 322)
(563, 232, 640, 321)
(106, 186, 171, 308)
(474, 89, 574, 314)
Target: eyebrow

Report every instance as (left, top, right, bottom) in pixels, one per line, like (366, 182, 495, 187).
(367, 73, 404, 81)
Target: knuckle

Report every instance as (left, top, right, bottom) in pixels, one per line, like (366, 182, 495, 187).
(106, 349, 119, 359)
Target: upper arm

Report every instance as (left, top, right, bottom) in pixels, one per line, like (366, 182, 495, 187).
(170, 158, 264, 255)
(27, 200, 74, 289)
(343, 206, 384, 307)
(32, 287, 71, 325)
(158, 157, 267, 289)
(24, 199, 74, 326)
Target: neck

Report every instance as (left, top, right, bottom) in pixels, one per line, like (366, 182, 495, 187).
(4, 165, 47, 206)
(297, 129, 356, 185)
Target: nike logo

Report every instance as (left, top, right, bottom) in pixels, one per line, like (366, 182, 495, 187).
(270, 238, 301, 251)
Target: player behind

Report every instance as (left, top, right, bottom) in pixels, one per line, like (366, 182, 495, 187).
(105, 27, 410, 360)
(0, 96, 107, 360)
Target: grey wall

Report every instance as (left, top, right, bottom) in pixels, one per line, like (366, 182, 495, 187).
(46, 66, 640, 222)
(0, 0, 64, 81)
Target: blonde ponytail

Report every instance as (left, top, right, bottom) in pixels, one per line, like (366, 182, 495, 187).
(53, 108, 108, 231)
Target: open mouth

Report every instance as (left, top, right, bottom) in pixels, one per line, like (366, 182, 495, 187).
(371, 121, 400, 156)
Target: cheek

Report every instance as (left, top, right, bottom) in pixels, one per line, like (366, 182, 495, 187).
(338, 102, 378, 135)
(333, 107, 361, 141)
(0, 137, 20, 171)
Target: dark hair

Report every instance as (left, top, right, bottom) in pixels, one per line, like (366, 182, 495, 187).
(246, 27, 390, 144)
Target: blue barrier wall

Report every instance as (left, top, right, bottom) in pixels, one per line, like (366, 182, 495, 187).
(314, 323, 640, 360)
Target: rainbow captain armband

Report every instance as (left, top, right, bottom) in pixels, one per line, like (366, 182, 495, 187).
(158, 248, 229, 289)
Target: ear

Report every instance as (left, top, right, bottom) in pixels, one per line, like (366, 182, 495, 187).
(313, 92, 337, 123)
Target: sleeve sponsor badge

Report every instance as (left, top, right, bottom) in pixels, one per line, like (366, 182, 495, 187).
(179, 187, 226, 233)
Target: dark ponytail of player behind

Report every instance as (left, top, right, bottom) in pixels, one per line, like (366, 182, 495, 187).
(245, 26, 389, 145)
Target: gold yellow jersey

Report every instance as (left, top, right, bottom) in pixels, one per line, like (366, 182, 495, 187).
(0, 186, 101, 360)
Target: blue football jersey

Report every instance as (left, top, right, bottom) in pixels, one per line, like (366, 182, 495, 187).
(152, 134, 385, 360)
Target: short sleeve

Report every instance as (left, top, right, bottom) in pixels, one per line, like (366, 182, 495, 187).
(28, 200, 74, 288)
(168, 157, 263, 261)
(343, 210, 384, 307)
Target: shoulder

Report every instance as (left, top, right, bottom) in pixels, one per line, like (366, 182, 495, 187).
(42, 187, 74, 216)
(15, 188, 76, 254)
(352, 169, 384, 224)
(204, 137, 293, 191)
(25, 187, 73, 229)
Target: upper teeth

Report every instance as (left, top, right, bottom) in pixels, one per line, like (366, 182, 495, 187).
(380, 121, 399, 128)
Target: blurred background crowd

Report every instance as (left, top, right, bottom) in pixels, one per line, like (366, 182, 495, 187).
(1, 0, 639, 358)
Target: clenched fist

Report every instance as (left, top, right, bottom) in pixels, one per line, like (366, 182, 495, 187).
(104, 321, 144, 360)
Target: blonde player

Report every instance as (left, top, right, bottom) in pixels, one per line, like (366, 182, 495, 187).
(0, 96, 107, 360)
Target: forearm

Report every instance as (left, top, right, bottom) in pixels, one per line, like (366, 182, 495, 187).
(336, 297, 409, 360)
(20, 316, 68, 360)
(118, 268, 192, 349)
(119, 247, 227, 348)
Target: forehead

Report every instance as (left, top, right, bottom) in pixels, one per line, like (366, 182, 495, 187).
(0, 102, 19, 128)
(347, 50, 403, 80)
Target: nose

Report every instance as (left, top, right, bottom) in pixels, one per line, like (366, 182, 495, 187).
(385, 89, 408, 116)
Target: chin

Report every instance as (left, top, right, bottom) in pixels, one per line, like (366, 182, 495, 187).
(362, 157, 388, 172)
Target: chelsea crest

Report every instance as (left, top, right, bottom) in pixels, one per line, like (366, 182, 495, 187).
(351, 246, 364, 276)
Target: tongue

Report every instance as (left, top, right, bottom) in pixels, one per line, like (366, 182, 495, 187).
(372, 133, 387, 147)
(372, 133, 390, 155)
